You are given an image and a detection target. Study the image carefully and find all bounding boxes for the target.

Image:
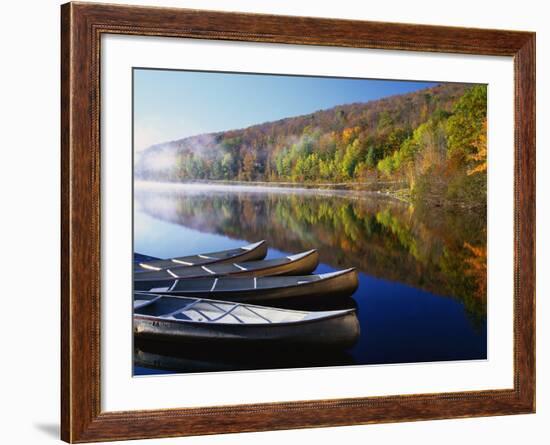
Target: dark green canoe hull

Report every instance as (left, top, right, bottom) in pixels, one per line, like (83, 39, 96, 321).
(134, 240, 267, 273)
(134, 268, 358, 303)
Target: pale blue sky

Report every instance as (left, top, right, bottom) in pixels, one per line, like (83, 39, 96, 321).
(133, 68, 437, 152)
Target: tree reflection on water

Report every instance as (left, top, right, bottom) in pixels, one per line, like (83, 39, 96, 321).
(135, 185, 486, 323)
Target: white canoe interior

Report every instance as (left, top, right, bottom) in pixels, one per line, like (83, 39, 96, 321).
(134, 295, 350, 325)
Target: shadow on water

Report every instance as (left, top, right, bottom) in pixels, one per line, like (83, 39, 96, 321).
(134, 183, 487, 374)
(134, 338, 356, 375)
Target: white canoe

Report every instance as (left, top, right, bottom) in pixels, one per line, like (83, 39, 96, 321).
(134, 294, 359, 348)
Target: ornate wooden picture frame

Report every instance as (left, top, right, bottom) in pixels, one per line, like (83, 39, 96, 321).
(61, 2, 535, 442)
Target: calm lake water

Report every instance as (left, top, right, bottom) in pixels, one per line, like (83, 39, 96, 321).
(133, 182, 487, 375)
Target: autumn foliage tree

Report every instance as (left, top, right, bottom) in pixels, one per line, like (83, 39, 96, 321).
(136, 83, 487, 208)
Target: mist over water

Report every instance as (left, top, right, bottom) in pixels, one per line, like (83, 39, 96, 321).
(135, 180, 379, 196)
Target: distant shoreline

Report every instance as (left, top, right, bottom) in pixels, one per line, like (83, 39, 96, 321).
(134, 179, 412, 203)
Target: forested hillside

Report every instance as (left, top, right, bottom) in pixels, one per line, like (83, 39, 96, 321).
(136, 82, 487, 208)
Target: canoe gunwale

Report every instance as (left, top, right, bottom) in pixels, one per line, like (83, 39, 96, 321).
(133, 249, 320, 282)
(134, 307, 356, 328)
(134, 267, 357, 295)
(134, 240, 268, 272)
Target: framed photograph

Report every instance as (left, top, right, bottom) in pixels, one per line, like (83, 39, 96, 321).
(61, 2, 535, 442)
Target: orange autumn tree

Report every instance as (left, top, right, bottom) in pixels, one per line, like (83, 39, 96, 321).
(467, 119, 487, 176)
(463, 241, 487, 300)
